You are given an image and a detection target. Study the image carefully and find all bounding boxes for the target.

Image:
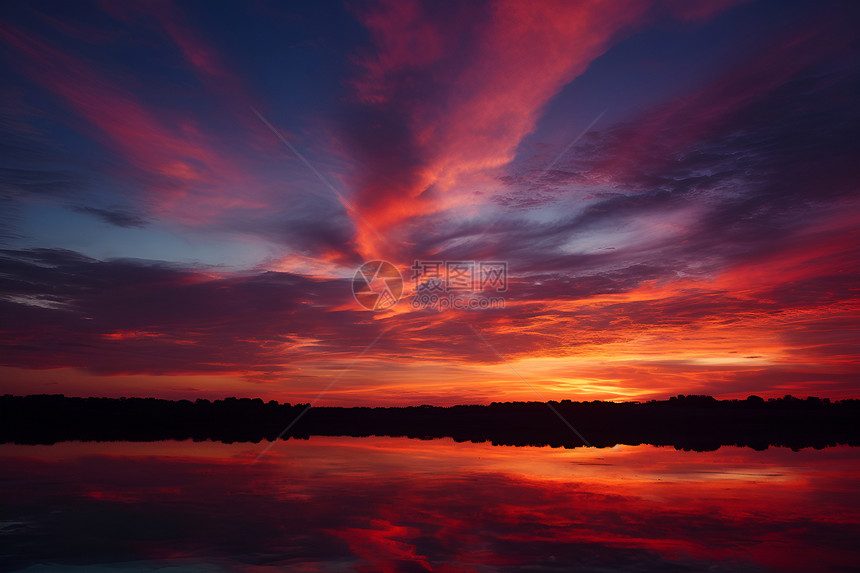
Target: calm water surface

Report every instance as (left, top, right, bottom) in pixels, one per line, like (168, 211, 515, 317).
(2, 438, 859, 572)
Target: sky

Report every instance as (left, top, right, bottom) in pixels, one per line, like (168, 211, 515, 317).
(1, 0, 858, 405)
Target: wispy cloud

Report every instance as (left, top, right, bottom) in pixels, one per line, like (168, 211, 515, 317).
(70, 206, 149, 228)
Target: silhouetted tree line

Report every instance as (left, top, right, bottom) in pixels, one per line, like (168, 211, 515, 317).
(1, 394, 858, 451)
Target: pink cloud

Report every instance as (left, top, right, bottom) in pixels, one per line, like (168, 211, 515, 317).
(341, 0, 743, 259)
(0, 23, 267, 224)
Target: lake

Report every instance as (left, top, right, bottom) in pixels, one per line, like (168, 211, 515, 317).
(2, 438, 859, 572)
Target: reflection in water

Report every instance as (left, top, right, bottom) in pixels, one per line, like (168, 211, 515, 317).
(1, 438, 859, 572)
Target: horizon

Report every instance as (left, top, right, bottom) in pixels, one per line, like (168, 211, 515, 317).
(1, 0, 859, 406)
(6, 392, 857, 452)
(4, 392, 857, 407)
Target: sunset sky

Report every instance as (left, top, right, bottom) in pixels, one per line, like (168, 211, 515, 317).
(1, 0, 858, 404)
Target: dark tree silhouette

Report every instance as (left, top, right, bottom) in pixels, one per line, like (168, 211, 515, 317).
(1, 394, 858, 451)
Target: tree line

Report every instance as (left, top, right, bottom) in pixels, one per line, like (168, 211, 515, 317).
(1, 393, 858, 450)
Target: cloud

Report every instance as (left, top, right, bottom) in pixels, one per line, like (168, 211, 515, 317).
(0, 248, 380, 380)
(0, 22, 267, 223)
(1, 237, 856, 403)
(407, 7, 860, 284)
(71, 206, 150, 228)
(337, 0, 745, 259)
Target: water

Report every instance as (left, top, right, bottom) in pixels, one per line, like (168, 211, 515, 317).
(2, 438, 859, 572)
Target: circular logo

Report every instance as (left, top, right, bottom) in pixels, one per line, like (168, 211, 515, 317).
(352, 260, 403, 310)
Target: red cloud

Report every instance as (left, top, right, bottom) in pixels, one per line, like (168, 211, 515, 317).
(0, 24, 266, 223)
(340, 0, 743, 260)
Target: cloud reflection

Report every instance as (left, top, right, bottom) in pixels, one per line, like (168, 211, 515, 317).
(2, 438, 859, 572)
